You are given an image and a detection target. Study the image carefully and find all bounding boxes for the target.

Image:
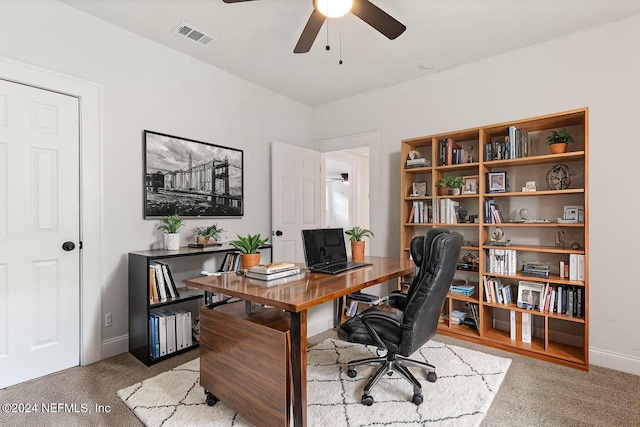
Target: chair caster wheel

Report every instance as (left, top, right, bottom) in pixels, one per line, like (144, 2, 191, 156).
(205, 391, 218, 406)
(386, 371, 393, 376)
(427, 371, 437, 382)
(412, 393, 423, 405)
(361, 394, 374, 406)
(347, 368, 357, 378)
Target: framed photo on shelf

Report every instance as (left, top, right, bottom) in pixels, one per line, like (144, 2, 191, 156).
(411, 181, 427, 196)
(487, 171, 508, 193)
(462, 175, 478, 194)
(517, 281, 545, 310)
(143, 130, 244, 218)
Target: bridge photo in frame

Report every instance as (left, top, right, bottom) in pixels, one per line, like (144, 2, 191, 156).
(143, 130, 243, 218)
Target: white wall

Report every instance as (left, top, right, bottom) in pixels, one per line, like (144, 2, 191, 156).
(312, 15, 640, 374)
(0, 0, 312, 358)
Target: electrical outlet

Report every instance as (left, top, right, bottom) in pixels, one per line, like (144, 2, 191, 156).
(105, 313, 112, 327)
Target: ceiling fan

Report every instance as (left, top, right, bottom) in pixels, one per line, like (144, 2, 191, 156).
(326, 173, 349, 183)
(222, 0, 406, 53)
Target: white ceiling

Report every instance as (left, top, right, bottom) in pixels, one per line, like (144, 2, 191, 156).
(59, 0, 640, 107)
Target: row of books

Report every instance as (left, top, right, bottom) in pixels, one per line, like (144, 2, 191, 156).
(439, 137, 465, 166)
(219, 252, 241, 272)
(433, 198, 460, 224)
(484, 126, 531, 161)
(484, 199, 505, 224)
(245, 262, 300, 281)
(485, 249, 517, 275)
(567, 254, 586, 281)
(149, 262, 180, 303)
(538, 284, 584, 317)
(149, 309, 193, 359)
(483, 277, 513, 304)
(407, 200, 432, 224)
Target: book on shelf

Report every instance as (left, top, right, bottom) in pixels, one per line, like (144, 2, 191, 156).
(522, 312, 532, 344)
(509, 310, 516, 340)
(149, 266, 159, 303)
(153, 264, 168, 300)
(244, 267, 301, 281)
(248, 262, 296, 275)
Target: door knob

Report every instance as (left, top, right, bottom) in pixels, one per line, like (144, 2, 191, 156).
(62, 241, 76, 251)
(275, 230, 283, 236)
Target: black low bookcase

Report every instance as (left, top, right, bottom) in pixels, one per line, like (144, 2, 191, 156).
(128, 244, 272, 366)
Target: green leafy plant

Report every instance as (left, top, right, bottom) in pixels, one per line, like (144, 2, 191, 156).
(344, 226, 374, 242)
(196, 224, 225, 238)
(157, 214, 185, 234)
(546, 128, 574, 145)
(229, 233, 268, 254)
(439, 176, 464, 189)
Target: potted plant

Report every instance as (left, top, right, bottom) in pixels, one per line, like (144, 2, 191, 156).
(438, 176, 464, 195)
(195, 224, 225, 245)
(344, 226, 374, 262)
(157, 214, 184, 251)
(546, 128, 574, 154)
(229, 233, 268, 268)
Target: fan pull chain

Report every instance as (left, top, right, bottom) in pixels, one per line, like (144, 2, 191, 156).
(339, 21, 343, 65)
(325, 16, 331, 51)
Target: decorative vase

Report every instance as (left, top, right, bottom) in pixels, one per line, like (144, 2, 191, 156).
(240, 253, 261, 269)
(452, 188, 461, 195)
(196, 236, 210, 245)
(550, 143, 568, 154)
(351, 241, 365, 262)
(164, 233, 180, 251)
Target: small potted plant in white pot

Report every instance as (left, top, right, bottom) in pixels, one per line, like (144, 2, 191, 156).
(157, 214, 184, 251)
(229, 233, 268, 268)
(546, 128, 574, 154)
(345, 226, 374, 262)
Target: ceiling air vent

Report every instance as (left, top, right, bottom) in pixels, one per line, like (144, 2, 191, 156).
(173, 23, 216, 46)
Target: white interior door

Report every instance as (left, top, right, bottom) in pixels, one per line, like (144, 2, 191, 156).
(271, 141, 321, 263)
(0, 79, 80, 388)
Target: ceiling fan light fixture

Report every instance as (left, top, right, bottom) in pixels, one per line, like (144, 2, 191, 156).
(315, 0, 353, 18)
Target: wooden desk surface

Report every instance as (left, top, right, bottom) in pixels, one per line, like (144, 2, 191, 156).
(183, 256, 413, 312)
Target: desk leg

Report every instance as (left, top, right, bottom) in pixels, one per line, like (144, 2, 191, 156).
(290, 310, 307, 427)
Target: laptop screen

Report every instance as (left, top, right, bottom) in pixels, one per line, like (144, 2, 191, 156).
(302, 228, 348, 268)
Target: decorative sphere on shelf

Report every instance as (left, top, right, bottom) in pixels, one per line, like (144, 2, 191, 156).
(519, 208, 529, 220)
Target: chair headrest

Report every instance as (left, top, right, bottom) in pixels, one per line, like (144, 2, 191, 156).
(410, 228, 450, 271)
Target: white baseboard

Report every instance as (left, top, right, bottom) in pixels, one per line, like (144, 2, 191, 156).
(589, 347, 640, 376)
(102, 334, 129, 360)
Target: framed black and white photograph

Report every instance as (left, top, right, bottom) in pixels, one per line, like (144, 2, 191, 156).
(144, 130, 243, 218)
(517, 281, 545, 310)
(487, 171, 507, 193)
(462, 175, 478, 194)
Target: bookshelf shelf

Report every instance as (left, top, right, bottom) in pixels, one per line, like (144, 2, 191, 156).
(401, 108, 588, 369)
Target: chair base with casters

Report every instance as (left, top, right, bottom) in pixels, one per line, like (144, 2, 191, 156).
(346, 349, 438, 406)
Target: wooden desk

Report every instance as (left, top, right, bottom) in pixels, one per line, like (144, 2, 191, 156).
(184, 256, 413, 427)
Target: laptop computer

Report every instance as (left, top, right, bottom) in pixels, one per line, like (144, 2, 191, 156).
(301, 228, 371, 274)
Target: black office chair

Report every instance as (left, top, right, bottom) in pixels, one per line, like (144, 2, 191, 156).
(338, 229, 462, 406)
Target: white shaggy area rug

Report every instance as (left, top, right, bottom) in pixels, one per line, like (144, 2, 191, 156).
(117, 339, 511, 426)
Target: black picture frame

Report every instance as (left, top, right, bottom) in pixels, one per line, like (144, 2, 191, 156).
(143, 130, 243, 218)
(487, 171, 508, 193)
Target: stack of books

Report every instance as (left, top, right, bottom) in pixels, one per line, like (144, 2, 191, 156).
(245, 262, 300, 281)
(406, 158, 427, 168)
(449, 280, 475, 296)
(451, 310, 467, 325)
(521, 262, 551, 278)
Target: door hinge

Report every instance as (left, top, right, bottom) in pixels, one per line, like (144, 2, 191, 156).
(79, 241, 83, 249)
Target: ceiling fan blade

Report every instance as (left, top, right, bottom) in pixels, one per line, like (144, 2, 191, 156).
(351, 0, 406, 40)
(294, 9, 326, 53)
(222, 0, 256, 3)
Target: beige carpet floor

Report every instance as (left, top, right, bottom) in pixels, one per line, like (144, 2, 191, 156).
(1, 330, 639, 426)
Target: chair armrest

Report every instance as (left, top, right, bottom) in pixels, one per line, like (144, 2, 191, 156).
(356, 308, 403, 349)
(388, 290, 407, 310)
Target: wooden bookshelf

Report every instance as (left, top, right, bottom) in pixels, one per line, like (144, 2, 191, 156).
(400, 108, 589, 370)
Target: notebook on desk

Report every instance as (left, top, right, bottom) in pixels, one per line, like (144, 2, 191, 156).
(301, 228, 371, 275)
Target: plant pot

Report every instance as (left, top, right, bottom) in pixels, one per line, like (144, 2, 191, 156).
(351, 241, 365, 262)
(438, 185, 450, 196)
(164, 233, 180, 251)
(196, 236, 210, 245)
(240, 253, 261, 269)
(550, 143, 568, 154)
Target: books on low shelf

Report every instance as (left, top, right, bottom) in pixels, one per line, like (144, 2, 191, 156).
(450, 280, 475, 296)
(150, 262, 180, 303)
